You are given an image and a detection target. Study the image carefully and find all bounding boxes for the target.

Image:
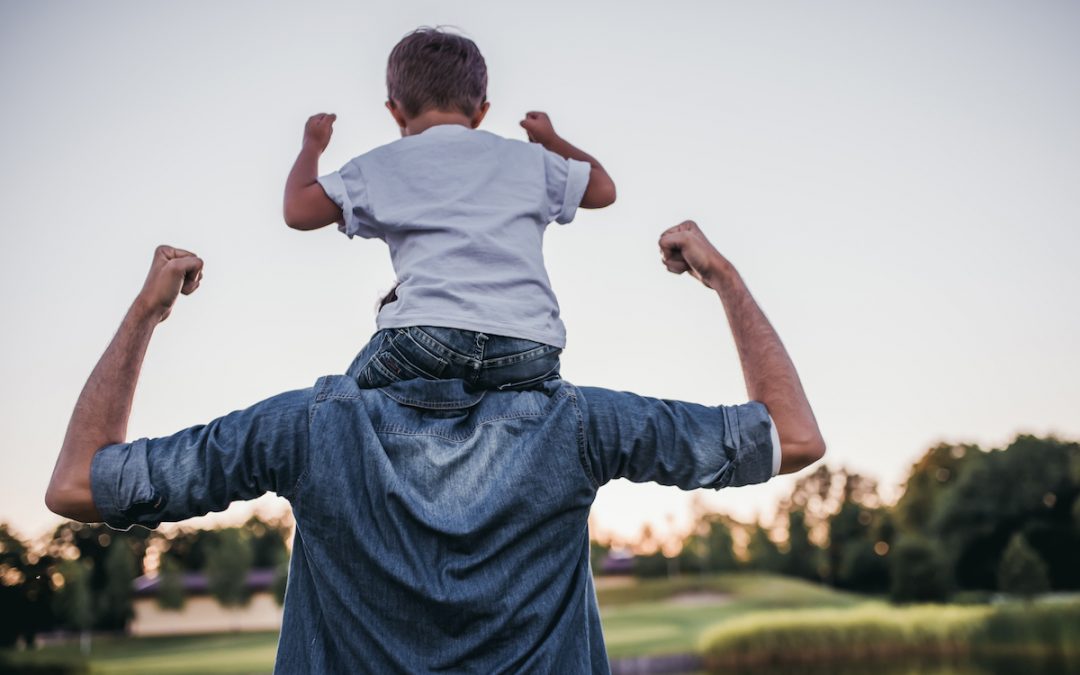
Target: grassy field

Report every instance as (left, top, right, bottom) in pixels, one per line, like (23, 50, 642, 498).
(7, 577, 1074, 674)
(597, 573, 860, 659)
(0, 573, 858, 673)
(0, 632, 279, 675)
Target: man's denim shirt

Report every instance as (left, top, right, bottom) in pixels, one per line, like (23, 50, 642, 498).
(91, 376, 775, 673)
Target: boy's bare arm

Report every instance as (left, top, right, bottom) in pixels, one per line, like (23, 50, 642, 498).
(283, 113, 344, 231)
(520, 112, 616, 209)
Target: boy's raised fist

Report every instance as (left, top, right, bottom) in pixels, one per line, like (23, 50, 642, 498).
(303, 113, 337, 153)
(520, 111, 558, 146)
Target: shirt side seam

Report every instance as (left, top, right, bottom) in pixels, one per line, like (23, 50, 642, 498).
(568, 388, 600, 489)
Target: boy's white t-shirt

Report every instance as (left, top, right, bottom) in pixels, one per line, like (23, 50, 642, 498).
(318, 124, 591, 348)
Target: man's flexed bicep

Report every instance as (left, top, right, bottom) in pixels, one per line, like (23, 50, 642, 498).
(576, 387, 776, 490)
(90, 388, 312, 530)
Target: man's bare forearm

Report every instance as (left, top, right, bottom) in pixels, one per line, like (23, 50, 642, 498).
(47, 246, 203, 522)
(46, 303, 157, 521)
(658, 221, 824, 473)
(707, 264, 825, 473)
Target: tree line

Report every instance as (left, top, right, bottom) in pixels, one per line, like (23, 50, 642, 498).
(597, 434, 1080, 603)
(0, 515, 290, 648)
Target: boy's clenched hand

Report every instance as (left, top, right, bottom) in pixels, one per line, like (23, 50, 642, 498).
(303, 113, 337, 153)
(520, 110, 617, 209)
(520, 111, 558, 146)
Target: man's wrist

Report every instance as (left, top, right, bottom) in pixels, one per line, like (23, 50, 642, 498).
(703, 257, 740, 292)
(129, 295, 166, 325)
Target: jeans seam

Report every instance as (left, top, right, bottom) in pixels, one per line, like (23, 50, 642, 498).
(409, 327, 475, 366)
(396, 330, 451, 377)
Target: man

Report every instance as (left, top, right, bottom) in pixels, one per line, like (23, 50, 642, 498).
(46, 220, 824, 673)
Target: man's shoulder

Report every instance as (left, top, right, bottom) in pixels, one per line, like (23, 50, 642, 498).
(309, 376, 584, 413)
(311, 373, 363, 401)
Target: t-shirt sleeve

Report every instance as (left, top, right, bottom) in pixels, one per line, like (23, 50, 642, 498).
(90, 388, 313, 530)
(317, 159, 383, 239)
(542, 150, 592, 225)
(576, 387, 776, 490)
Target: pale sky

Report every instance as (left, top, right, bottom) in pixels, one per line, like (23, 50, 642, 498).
(2, 1, 1078, 545)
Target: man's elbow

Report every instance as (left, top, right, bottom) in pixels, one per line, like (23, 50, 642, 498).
(45, 480, 97, 523)
(779, 436, 826, 474)
(45, 485, 79, 521)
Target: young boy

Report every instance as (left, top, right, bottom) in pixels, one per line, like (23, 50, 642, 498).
(283, 27, 616, 390)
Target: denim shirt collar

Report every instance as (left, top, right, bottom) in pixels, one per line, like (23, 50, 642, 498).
(378, 378, 486, 410)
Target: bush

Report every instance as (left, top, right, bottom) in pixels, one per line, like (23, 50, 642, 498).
(699, 604, 987, 668)
(889, 535, 951, 603)
(699, 598, 1080, 670)
(997, 532, 1050, 599)
(836, 539, 889, 593)
(974, 599, 1080, 658)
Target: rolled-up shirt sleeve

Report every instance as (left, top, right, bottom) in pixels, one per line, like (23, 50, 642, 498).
(318, 160, 382, 240)
(577, 387, 776, 490)
(542, 150, 591, 225)
(90, 387, 313, 531)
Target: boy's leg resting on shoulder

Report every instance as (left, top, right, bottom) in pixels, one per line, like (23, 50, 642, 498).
(349, 326, 562, 391)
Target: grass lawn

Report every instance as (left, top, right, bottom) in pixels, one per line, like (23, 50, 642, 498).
(598, 573, 861, 659)
(1, 573, 859, 673)
(1, 632, 281, 674)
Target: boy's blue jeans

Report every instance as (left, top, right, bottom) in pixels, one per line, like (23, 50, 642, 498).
(347, 326, 562, 391)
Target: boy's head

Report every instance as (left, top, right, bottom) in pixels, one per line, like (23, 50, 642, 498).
(386, 27, 488, 124)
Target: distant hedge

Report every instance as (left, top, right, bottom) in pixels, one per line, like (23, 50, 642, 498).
(699, 598, 1080, 670)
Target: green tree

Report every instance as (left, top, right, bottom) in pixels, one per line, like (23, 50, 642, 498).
(826, 501, 870, 585)
(272, 561, 289, 606)
(156, 555, 185, 611)
(783, 510, 822, 581)
(46, 522, 149, 631)
(206, 529, 253, 607)
(589, 539, 610, 577)
(633, 552, 670, 579)
(997, 532, 1050, 599)
(821, 471, 881, 583)
(246, 516, 289, 569)
(836, 510, 894, 594)
(679, 516, 737, 574)
(0, 524, 37, 647)
(98, 540, 137, 629)
(888, 535, 950, 603)
(0, 525, 58, 646)
(745, 523, 784, 573)
(931, 436, 1080, 591)
(159, 527, 218, 572)
(837, 539, 889, 593)
(895, 442, 978, 533)
(53, 559, 93, 654)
